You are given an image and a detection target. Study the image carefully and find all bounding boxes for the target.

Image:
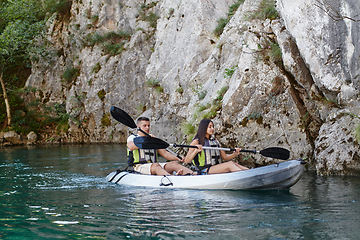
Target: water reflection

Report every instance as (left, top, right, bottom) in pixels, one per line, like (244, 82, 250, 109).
(108, 186, 301, 238)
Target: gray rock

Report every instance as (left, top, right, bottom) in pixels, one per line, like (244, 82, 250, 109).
(4, 131, 22, 145)
(27, 131, 38, 144)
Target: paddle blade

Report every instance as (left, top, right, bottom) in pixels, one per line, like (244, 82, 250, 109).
(110, 106, 137, 128)
(133, 137, 170, 149)
(259, 147, 290, 160)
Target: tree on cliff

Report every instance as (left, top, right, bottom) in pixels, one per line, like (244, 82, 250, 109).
(0, 0, 71, 128)
(0, 0, 48, 127)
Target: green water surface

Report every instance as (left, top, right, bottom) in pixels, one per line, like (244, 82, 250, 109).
(0, 144, 359, 239)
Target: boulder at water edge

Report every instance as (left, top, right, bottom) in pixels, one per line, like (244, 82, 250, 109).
(4, 131, 23, 145)
(27, 131, 38, 145)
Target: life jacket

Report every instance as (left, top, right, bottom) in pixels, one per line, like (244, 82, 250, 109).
(192, 138, 221, 169)
(127, 135, 158, 166)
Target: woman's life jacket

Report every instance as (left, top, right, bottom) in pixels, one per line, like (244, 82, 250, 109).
(127, 134, 158, 166)
(192, 138, 221, 169)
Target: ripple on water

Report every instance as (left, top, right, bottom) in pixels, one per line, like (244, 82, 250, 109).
(1, 145, 360, 239)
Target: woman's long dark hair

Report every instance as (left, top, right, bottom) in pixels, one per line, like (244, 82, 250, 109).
(194, 119, 213, 145)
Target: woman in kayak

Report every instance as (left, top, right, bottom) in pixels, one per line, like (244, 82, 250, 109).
(184, 119, 249, 174)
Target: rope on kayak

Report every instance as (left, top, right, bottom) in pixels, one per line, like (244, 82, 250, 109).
(160, 175, 173, 187)
(108, 169, 122, 182)
(114, 172, 129, 183)
(108, 169, 129, 183)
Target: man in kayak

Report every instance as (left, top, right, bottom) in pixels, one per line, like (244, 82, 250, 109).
(184, 119, 249, 174)
(127, 117, 195, 175)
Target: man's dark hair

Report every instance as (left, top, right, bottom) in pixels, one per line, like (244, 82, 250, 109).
(137, 116, 150, 124)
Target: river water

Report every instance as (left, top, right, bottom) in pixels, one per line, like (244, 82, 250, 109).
(0, 144, 359, 239)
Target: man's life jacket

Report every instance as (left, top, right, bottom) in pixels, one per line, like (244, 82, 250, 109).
(127, 135, 158, 166)
(192, 138, 221, 169)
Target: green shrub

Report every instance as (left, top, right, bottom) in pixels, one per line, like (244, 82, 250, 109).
(256, 40, 283, 67)
(248, 111, 262, 120)
(269, 42, 282, 66)
(198, 90, 207, 100)
(300, 111, 310, 129)
(213, 86, 229, 104)
(137, 104, 147, 112)
(196, 104, 210, 114)
(97, 89, 106, 101)
(53, 103, 70, 132)
(83, 33, 102, 47)
(138, 2, 160, 29)
(241, 111, 263, 126)
(246, 0, 278, 20)
(102, 31, 131, 56)
(103, 31, 131, 41)
(61, 66, 80, 83)
(46, 0, 72, 19)
(147, 78, 160, 86)
(103, 41, 126, 56)
(145, 12, 160, 29)
(92, 62, 101, 73)
(224, 65, 238, 78)
(201, 105, 218, 119)
(213, 0, 245, 37)
(228, 0, 245, 18)
(214, 18, 228, 37)
(147, 78, 164, 93)
(45, 102, 70, 133)
(181, 120, 196, 142)
(194, 85, 207, 100)
(8, 100, 70, 135)
(176, 87, 184, 94)
(83, 31, 131, 56)
(101, 114, 111, 126)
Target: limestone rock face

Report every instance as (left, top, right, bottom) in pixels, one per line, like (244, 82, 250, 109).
(22, 0, 360, 175)
(277, 0, 360, 97)
(315, 110, 360, 175)
(277, 0, 360, 174)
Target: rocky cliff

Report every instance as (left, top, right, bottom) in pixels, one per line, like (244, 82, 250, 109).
(17, 0, 360, 175)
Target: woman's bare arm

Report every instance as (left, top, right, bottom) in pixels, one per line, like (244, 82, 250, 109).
(184, 139, 202, 164)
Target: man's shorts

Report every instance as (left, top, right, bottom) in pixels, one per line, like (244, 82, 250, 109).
(133, 162, 167, 175)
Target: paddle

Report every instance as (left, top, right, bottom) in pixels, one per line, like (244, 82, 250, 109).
(110, 106, 183, 160)
(133, 136, 290, 160)
(110, 106, 137, 129)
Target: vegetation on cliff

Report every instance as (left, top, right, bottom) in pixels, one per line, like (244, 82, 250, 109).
(0, 0, 71, 133)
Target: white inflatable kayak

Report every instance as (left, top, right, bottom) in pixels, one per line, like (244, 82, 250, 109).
(106, 159, 306, 190)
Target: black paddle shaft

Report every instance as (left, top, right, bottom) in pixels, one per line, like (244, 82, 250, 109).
(135, 138, 290, 160)
(110, 106, 290, 160)
(240, 149, 257, 154)
(173, 144, 253, 152)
